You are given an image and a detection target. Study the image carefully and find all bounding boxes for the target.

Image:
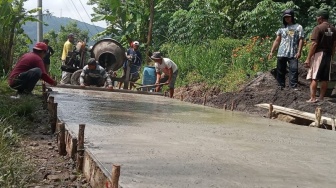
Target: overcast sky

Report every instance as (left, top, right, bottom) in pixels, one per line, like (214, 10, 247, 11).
(24, 0, 107, 28)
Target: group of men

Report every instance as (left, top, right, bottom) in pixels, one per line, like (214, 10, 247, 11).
(269, 9, 336, 103)
(8, 34, 179, 98)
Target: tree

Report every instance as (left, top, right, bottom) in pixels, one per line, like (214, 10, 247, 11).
(0, 0, 38, 75)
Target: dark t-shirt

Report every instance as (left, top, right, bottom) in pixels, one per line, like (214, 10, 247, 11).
(43, 46, 54, 64)
(311, 22, 336, 54)
(123, 48, 142, 73)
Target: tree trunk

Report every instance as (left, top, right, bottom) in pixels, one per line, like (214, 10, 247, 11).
(145, 0, 155, 64)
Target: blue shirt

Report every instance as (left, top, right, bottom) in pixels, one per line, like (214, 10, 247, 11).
(276, 24, 304, 58)
(123, 48, 142, 73)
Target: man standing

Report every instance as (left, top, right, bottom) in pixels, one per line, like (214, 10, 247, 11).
(42, 39, 54, 75)
(60, 33, 75, 84)
(119, 41, 142, 89)
(80, 58, 113, 90)
(268, 9, 304, 90)
(8, 42, 57, 97)
(305, 9, 336, 103)
(151, 52, 178, 98)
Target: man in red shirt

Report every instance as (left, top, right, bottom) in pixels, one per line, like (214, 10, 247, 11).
(8, 42, 57, 96)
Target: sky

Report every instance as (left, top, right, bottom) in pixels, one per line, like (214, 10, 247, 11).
(24, 0, 107, 28)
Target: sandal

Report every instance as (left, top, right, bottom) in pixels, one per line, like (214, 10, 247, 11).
(306, 98, 318, 103)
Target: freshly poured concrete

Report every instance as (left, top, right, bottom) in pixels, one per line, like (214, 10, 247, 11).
(51, 88, 336, 188)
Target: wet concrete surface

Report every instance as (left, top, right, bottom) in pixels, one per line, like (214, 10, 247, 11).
(51, 88, 336, 188)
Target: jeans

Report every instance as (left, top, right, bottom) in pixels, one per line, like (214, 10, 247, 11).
(10, 67, 42, 94)
(276, 57, 298, 88)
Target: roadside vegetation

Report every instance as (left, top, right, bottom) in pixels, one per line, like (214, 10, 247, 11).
(0, 79, 43, 187)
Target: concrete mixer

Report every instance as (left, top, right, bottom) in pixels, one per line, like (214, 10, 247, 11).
(70, 38, 127, 85)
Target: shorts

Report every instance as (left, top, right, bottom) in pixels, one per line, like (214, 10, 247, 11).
(306, 51, 331, 81)
(159, 70, 178, 89)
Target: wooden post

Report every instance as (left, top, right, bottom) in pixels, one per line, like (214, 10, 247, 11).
(180, 94, 183, 101)
(332, 118, 335, 131)
(58, 122, 66, 156)
(203, 95, 207, 106)
(315, 107, 322, 128)
(223, 103, 227, 110)
(42, 82, 46, 93)
(42, 92, 48, 109)
(269, 103, 273, 119)
(111, 164, 121, 188)
(77, 124, 86, 172)
(50, 103, 58, 134)
(231, 100, 235, 111)
(48, 96, 54, 111)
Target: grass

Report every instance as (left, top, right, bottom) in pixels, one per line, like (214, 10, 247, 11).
(0, 79, 45, 187)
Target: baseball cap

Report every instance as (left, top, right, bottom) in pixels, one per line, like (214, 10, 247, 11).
(133, 41, 140, 46)
(316, 9, 329, 19)
(283, 9, 293, 17)
(33, 42, 48, 51)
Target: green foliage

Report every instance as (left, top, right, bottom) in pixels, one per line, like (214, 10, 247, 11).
(235, 0, 298, 38)
(161, 38, 244, 87)
(0, 79, 41, 187)
(0, 0, 38, 76)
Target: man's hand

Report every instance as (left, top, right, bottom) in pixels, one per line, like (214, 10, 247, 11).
(107, 86, 113, 91)
(164, 81, 170, 85)
(268, 52, 273, 60)
(80, 84, 85, 88)
(304, 59, 311, 68)
(294, 52, 301, 59)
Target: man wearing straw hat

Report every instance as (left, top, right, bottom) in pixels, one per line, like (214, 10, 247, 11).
(151, 52, 178, 98)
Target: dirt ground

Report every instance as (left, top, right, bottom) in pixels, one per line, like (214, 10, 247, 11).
(175, 63, 336, 125)
(22, 107, 91, 188)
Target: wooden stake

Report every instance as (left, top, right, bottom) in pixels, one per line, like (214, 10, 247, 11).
(315, 107, 322, 128)
(58, 122, 66, 156)
(269, 103, 273, 119)
(48, 96, 54, 111)
(332, 118, 335, 131)
(223, 103, 227, 110)
(111, 164, 120, 188)
(180, 94, 183, 101)
(42, 82, 46, 93)
(50, 103, 58, 134)
(77, 124, 86, 172)
(42, 92, 48, 109)
(203, 95, 207, 106)
(231, 100, 235, 111)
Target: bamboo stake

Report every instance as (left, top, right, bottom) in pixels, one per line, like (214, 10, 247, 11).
(58, 122, 66, 156)
(315, 107, 322, 128)
(77, 124, 86, 172)
(269, 103, 273, 119)
(111, 164, 121, 188)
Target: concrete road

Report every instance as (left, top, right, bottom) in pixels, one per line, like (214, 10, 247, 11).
(52, 88, 336, 188)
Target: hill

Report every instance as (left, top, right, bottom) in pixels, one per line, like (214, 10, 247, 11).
(23, 15, 105, 45)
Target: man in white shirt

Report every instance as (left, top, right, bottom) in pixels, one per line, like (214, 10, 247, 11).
(151, 52, 178, 98)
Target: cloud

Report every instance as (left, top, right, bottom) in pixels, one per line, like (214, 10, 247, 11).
(24, 0, 107, 28)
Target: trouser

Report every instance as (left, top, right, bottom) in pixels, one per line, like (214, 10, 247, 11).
(10, 67, 42, 94)
(276, 57, 298, 88)
(84, 75, 105, 87)
(60, 71, 72, 84)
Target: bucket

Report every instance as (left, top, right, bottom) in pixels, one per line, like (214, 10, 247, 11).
(142, 66, 156, 91)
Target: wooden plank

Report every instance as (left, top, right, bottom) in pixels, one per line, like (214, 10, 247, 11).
(255, 103, 333, 125)
(52, 84, 163, 96)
